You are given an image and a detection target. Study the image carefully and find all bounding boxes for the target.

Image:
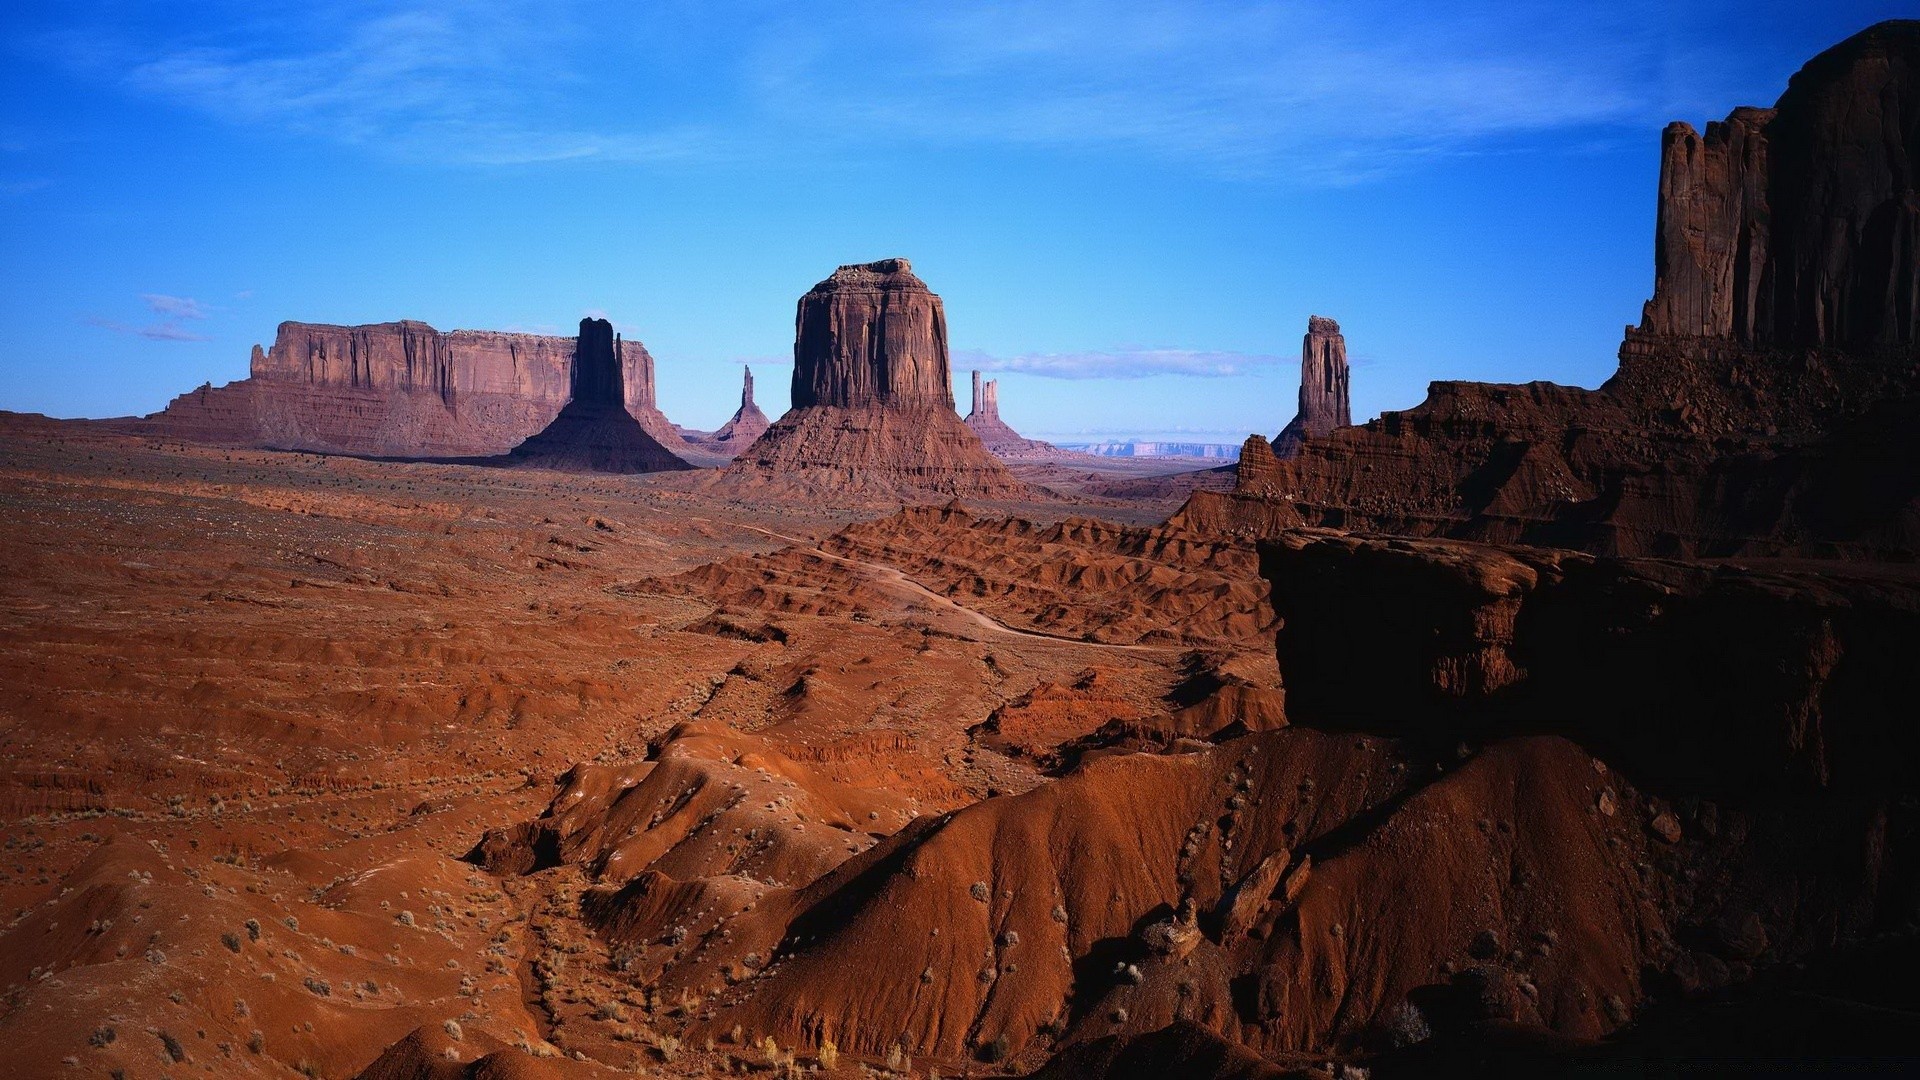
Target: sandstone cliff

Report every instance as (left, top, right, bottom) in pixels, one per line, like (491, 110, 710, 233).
(502, 318, 690, 473)
(1175, 20, 1920, 558)
(1271, 315, 1352, 457)
(144, 318, 692, 458)
(723, 260, 1030, 499)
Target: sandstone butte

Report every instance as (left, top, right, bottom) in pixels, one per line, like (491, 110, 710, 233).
(964, 370, 1074, 460)
(1176, 18, 1920, 559)
(501, 317, 691, 473)
(138, 317, 694, 459)
(720, 258, 1033, 499)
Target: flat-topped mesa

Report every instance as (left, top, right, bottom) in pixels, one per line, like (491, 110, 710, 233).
(1173, 21, 1920, 558)
(791, 258, 954, 409)
(503, 318, 691, 473)
(1640, 20, 1919, 348)
(1272, 315, 1353, 458)
(725, 261, 1030, 498)
(144, 317, 693, 457)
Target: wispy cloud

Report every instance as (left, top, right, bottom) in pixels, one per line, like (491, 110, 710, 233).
(27, 0, 1727, 183)
(958, 346, 1288, 380)
(141, 293, 208, 319)
(88, 316, 212, 342)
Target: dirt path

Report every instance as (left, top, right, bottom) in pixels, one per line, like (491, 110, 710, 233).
(736, 523, 1175, 653)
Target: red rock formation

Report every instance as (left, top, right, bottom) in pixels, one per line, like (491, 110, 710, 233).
(789, 258, 952, 409)
(1175, 21, 1920, 558)
(723, 260, 1030, 499)
(1271, 315, 1352, 457)
(502, 318, 690, 473)
(963, 369, 1073, 460)
(708, 365, 772, 450)
(143, 318, 693, 458)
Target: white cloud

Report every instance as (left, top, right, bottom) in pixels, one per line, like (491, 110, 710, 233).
(88, 316, 211, 342)
(32, 0, 1768, 182)
(956, 346, 1288, 380)
(141, 294, 208, 319)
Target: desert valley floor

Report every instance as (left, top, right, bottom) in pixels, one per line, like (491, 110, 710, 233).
(0, 418, 1287, 1078)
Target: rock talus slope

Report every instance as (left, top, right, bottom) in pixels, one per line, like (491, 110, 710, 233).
(502, 318, 690, 473)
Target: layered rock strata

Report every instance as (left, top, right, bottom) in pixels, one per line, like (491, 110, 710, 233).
(963, 370, 1071, 459)
(502, 319, 690, 473)
(1271, 315, 1352, 457)
(1175, 21, 1920, 558)
(723, 260, 1029, 498)
(143, 318, 692, 457)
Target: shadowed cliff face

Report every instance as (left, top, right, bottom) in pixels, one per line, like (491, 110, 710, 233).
(1643, 19, 1920, 349)
(790, 258, 954, 409)
(571, 317, 623, 406)
(1178, 20, 1920, 559)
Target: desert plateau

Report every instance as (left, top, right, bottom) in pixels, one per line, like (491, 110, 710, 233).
(4, 6, 1919, 1079)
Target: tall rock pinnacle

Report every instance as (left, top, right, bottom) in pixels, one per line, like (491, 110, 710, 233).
(1273, 316, 1352, 457)
(708, 364, 771, 450)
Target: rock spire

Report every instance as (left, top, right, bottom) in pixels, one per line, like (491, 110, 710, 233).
(504, 318, 691, 473)
(1272, 316, 1352, 457)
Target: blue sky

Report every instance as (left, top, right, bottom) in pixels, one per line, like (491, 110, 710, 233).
(0, 1, 1907, 440)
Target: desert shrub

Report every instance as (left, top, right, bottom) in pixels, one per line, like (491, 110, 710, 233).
(977, 1034, 1011, 1063)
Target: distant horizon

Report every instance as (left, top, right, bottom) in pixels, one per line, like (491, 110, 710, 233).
(3, 1, 1908, 435)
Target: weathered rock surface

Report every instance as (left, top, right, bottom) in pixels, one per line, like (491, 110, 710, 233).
(722, 260, 1030, 499)
(1176, 21, 1920, 558)
(143, 318, 693, 458)
(502, 318, 690, 473)
(1271, 315, 1352, 458)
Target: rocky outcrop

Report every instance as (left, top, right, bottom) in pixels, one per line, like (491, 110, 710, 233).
(723, 261, 1030, 499)
(1174, 21, 1920, 558)
(1271, 315, 1352, 457)
(502, 318, 690, 473)
(963, 370, 1072, 460)
(143, 318, 693, 458)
